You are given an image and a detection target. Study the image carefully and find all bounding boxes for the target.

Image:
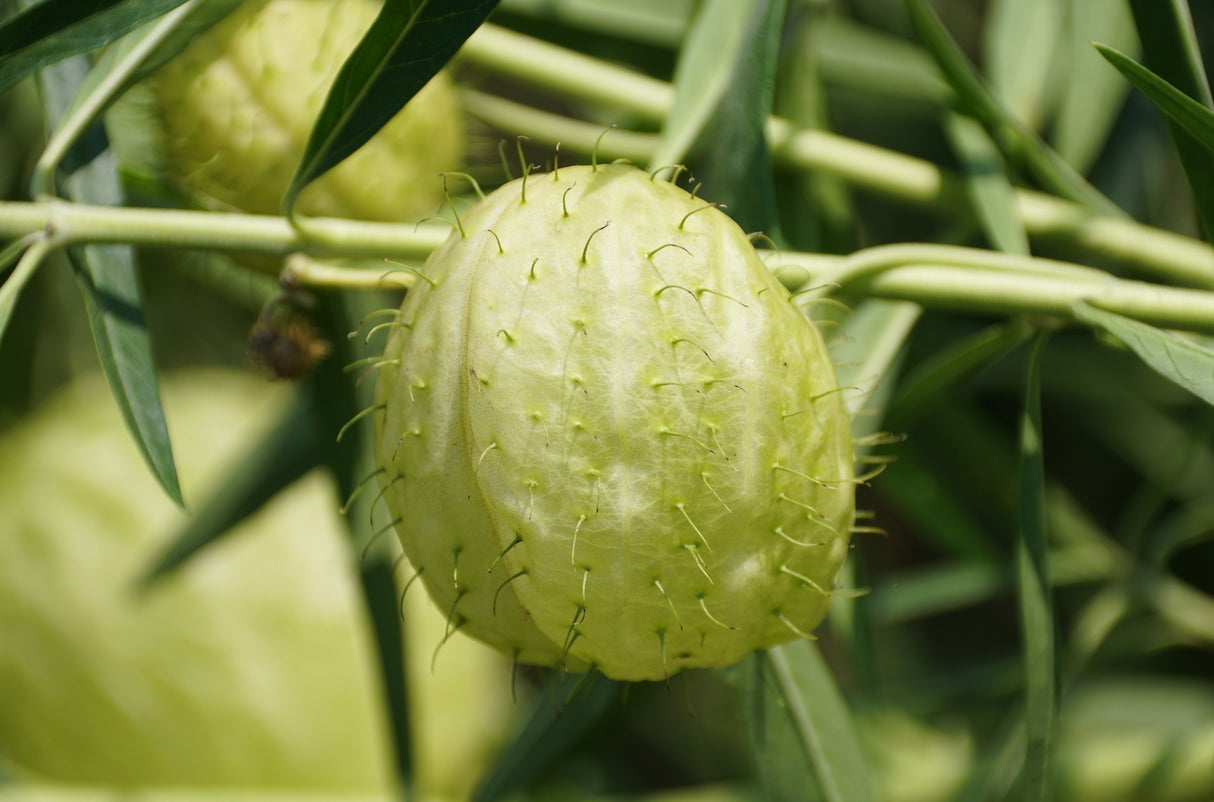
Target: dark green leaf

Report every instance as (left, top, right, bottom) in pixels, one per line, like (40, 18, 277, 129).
(651, 0, 785, 236)
(1015, 334, 1055, 799)
(283, 0, 500, 215)
(1097, 44, 1214, 148)
(725, 642, 876, 802)
(308, 289, 413, 787)
(1073, 301, 1214, 407)
(36, 50, 183, 505)
(0, 0, 189, 94)
(472, 671, 623, 802)
(1095, 40, 1214, 241)
(905, 0, 1124, 217)
(30, 0, 243, 197)
(944, 112, 1030, 254)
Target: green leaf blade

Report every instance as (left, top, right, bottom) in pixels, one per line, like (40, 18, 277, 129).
(1016, 334, 1055, 799)
(283, 0, 500, 215)
(0, 0, 189, 94)
(1073, 301, 1214, 407)
(35, 49, 183, 506)
(650, 0, 785, 237)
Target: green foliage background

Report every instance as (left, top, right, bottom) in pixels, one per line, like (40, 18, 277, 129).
(2, 0, 1214, 801)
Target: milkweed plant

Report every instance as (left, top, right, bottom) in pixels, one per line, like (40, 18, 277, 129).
(1, 1, 1214, 801)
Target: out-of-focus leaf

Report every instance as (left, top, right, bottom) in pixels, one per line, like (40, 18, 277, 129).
(725, 642, 877, 802)
(1015, 334, 1055, 799)
(1096, 42, 1214, 241)
(905, 0, 1123, 218)
(308, 289, 413, 787)
(284, 0, 500, 215)
(30, 0, 244, 197)
(498, 0, 694, 47)
(886, 318, 1034, 430)
(813, 13, 949, 106)
(944, 112, 1029, 254)
(1074, 301, 1214, 407)
(0, 0, 189, 94)
(983, 0, 1064, 130)
(650, 0, 785, 236)
(1052, 0, 1137, 174)
(827, 299, 922, 426)
(35, 48, 182, 505)
(138, 391, 324, 584)
(1126, 0, 1214, 241)
(472, 671, 624, 802)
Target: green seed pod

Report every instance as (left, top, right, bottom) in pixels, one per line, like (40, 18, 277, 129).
(149, 0, 462, 221)
(373, 163, 855, 682)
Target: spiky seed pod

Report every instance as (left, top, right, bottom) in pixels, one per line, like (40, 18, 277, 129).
(149, 0, 462, 221)
(373, 163, 855, 682)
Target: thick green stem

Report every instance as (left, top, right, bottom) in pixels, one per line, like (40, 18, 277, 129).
(0, 201, 450, 269)
(778, 244, 1214, 333)
(458, 25, 1214, 289)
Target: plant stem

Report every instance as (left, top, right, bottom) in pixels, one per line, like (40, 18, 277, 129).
(779, 244, 1214, 333)
(0, 200, 450, 270)
(458, 25, 1214, 289)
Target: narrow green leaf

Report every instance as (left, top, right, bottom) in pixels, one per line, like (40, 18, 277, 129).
(828, 299, 922, 425)
(283, 0, 499, 215)
(36, 49, 183, 505)
(650, 0, 785, 236)
(1096, 43, 1214, 142)
(944, 112, 1030, 254)
(727, 642, 876, 802)
(138, 392, 324, 584)
(1073, 301, 1214, 407)
(905, 0, 1124, 218)
(983, 0, 1064, 130)
(29, 0, 244, 197)
(0, 0, 189, 94)
(1095, 39, 1214, 240)
(1015, 334, 1055, 800)
(306, 289, 412, 787)
(472, 671, 623, 802)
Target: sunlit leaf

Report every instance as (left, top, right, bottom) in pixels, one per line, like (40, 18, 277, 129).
(284, 0, 500, 215)
(1074, 301, 1214, 407)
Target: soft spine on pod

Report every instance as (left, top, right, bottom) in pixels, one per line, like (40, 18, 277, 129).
(372, 163, 856, 682)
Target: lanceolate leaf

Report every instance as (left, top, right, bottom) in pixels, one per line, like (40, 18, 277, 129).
(1074, 301, 1214, 407)
(30, 0, 244, 197)
(1015, 334, 1055, 799)
(36, 49, 183, 506)
(1095, 42, 1214, 241)
(0, 0, 189, 94)
(283, 0, 500, 215)
(650, 0, 785, 237)
(727, 642, 877, 802)
(472, 672, 624, 802)
(1094, 46, 1214, 153)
